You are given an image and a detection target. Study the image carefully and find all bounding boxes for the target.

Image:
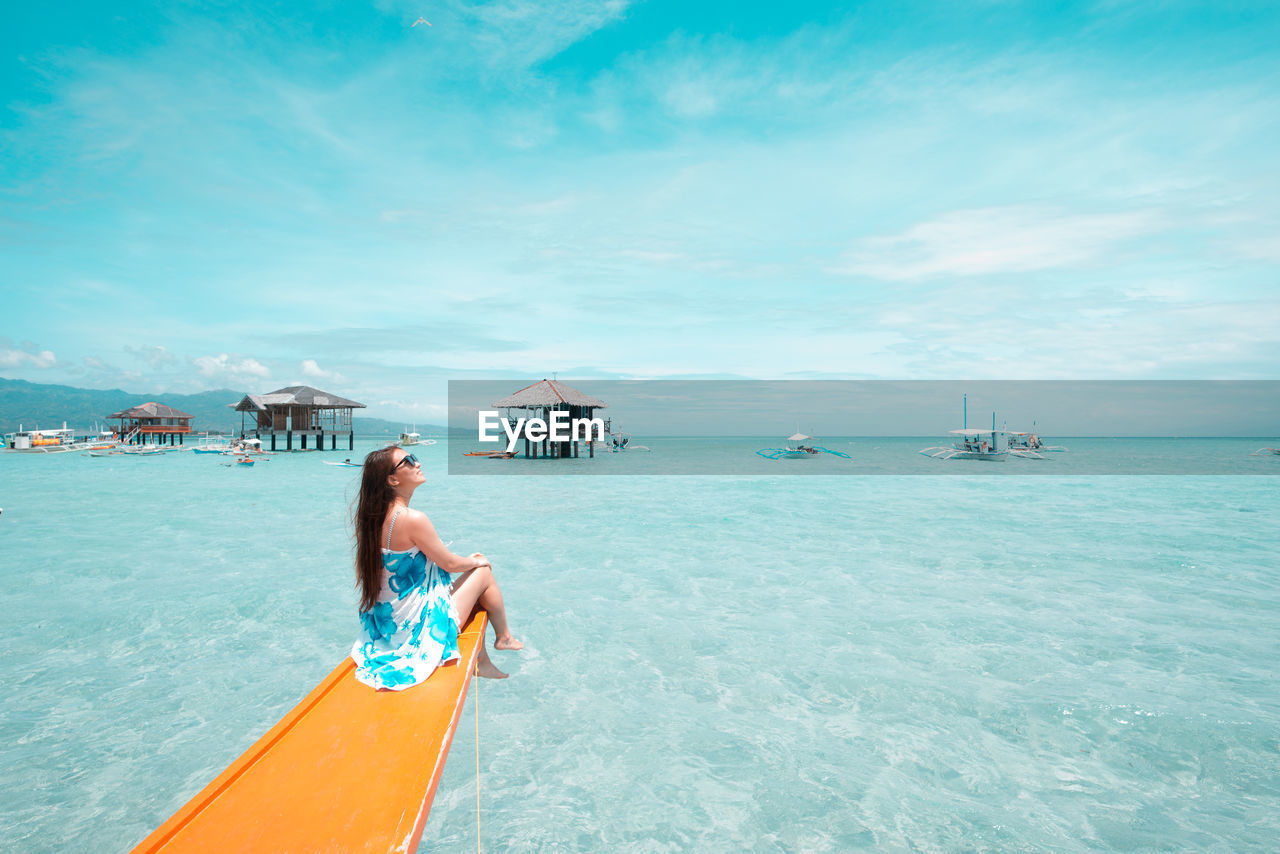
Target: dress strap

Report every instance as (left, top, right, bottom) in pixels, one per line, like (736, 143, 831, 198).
(385, 507, 404, 550)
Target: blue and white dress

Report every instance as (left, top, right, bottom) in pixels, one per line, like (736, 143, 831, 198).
(351, 509, 461, 690)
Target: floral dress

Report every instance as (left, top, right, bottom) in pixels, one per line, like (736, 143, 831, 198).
(351, 509, 460, 690)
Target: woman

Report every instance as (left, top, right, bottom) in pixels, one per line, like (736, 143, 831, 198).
(351, 446, 520, 690)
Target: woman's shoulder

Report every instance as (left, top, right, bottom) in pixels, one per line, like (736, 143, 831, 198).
(398, 507, 437, 530)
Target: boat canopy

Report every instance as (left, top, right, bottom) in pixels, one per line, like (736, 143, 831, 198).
(787, 433, 814, 442)
(949, 428, 1008, 436)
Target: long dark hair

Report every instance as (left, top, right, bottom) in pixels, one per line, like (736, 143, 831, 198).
(354, 446, 401, 613)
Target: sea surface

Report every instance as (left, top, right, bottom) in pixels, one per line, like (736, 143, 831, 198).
(1, 438, 1278, 852)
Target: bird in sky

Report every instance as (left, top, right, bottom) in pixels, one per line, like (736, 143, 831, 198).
(412, 16, 432, 27)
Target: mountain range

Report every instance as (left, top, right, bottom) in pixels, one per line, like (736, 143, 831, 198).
(0, 377, 446, 437)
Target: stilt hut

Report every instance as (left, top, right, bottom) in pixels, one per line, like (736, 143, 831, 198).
(108, 402, 194, 446)
(492, 379, 607, 460)
(231, 386, 365, 452)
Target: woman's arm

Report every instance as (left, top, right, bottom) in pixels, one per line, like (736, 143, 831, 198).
(400, 510, 490, 574)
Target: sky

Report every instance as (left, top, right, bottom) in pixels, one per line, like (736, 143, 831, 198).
(3, 0, 1279, 424)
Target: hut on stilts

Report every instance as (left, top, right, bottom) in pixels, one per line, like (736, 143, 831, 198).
(492, 379, 607, 459)
(108, 402, 194, 446)
(231, 386, 365, 451)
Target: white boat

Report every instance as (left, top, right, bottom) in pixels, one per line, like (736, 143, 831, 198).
(397, 430, 436, 448)
(757, 433, 850, 460)
(920, 427, 1010, 461)
(7, 423, 119, 453)
(1007, 430, 1067, 456)
(90, 444, 167, 457)
(192, 436, 234, 454)
(1252, 447, 1280, 456)
(608, 430, 651, 452)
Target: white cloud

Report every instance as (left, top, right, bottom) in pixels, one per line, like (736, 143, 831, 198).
(1231, 235, 1280, 263)
(123, 345, 178, 368)
(833, 206, 1163, 280)
(301, 359, 346, 383)
(0, 340, 57, 369)
(193, 353, 271, 380)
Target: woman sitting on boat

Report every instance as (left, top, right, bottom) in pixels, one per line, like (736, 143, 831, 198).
(351, 446, 521, 690)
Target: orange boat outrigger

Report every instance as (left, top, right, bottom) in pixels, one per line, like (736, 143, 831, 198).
(131, 611, 488, 853)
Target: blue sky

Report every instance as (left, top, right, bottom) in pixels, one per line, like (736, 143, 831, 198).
(4, 1, 1279, 423)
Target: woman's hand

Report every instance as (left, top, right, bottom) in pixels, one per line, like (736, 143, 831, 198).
(470, 552, 490, 569)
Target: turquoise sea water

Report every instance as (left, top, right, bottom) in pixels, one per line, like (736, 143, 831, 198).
(1, 439, 1278, 851)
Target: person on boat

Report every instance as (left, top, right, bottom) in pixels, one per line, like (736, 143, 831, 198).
(351, 446, 520, 690)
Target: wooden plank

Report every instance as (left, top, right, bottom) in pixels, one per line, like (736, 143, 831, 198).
(131, 611, 487, 854)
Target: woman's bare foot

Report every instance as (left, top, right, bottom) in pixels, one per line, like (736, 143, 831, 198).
(494, 634, 523, 650)
(476, 646, 508, 679)
(477, 659, 508, 679)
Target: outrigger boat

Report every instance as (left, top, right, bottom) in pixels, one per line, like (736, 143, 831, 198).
(1252, 447, 1280, 456)
(608, 430, 650, 452)
(920, 428, 1011, 461)
(191, 436, 234, 454)
(398, 428, 436, 448)
(920, 399, 1017, 461)
(7, 423, 120, 453)
(1007, 427, 1067, 456)
(757, 433, 851, 460)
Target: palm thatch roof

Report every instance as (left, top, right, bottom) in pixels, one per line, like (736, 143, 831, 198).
(491, 379, 606, 409)
(108, 402, 194, 419)
(232, 385, 366, 412)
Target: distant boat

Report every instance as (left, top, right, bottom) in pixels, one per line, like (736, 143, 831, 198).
(6, 423, 118, 453)
(921, 427, 1010, 461)
(607, 429, 650, 452)
(757, 433, 850, 460)
(399, 431, 436, 448)
(1252, 447, 1280, 456)
(921, 397, 1017, 461)
(1007, 428, 1067, 456)
(192, 437, 234, 454)
(323, 459, 362, 467)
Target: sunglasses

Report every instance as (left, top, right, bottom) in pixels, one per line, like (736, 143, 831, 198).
(392, 453, 419, 471)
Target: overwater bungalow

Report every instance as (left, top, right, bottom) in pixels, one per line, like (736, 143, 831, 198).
(231, 385, 365, 451)
(108, 402, 194, 446)
(492, 379, 607, 459)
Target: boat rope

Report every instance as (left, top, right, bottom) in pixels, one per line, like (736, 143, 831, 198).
(475, 657, 481, 854)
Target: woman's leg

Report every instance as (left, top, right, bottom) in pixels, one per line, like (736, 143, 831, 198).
(478, 576, 522, 650)
(450, 567, 507, 678)
(451, 566, 522, 672)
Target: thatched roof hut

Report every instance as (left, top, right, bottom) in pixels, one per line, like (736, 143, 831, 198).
(231, 385, 365, 451)
(491, 379, 607, 410)
(108, 401, 195, 421)
(233, 386, 366, 412)
(491, 379, 607, 459)
(108, 402, 194, 445)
